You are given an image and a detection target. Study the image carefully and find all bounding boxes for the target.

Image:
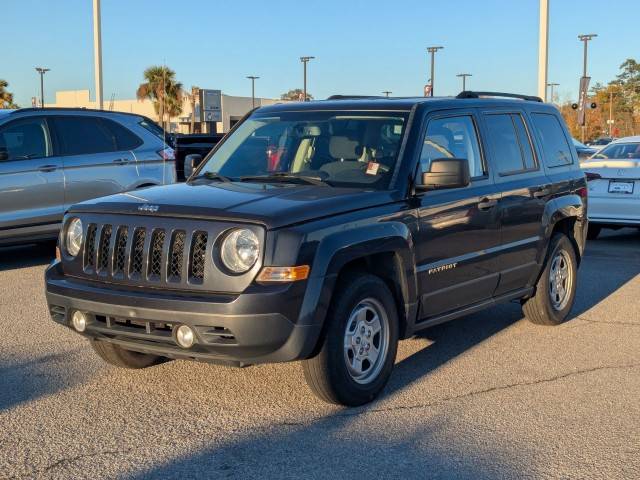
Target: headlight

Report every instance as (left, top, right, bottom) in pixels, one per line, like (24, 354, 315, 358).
(66, 218, 83, 257)
(220, 228, 259, 273)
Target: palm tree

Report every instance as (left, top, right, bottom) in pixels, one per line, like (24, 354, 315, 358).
(280, 88, 311, 101)
(136, 66, 183, 130)
(0, 80, 18, 109)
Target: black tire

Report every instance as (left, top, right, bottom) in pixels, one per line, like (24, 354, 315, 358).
(522, 233, 578, 326)
(302, 274, 399, 406)
(90, 339, 165, 369)
(587, 224, 601, 240)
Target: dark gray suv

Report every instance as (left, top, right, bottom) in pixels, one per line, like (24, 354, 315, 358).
(0, 108, 176, 245)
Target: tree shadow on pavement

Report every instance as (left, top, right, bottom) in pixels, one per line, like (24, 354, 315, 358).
(0, 242, 56, 272)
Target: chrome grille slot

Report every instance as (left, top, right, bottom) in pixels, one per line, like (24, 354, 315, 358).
(97, 225, 112, 272)
(168, 230, 186, 281)
(84, 224, 97, 270)
(113, 226, 128, 275)
(130, 228, 146, 275)
(189, 231, 208, 281)
(148, 229, 166, 279)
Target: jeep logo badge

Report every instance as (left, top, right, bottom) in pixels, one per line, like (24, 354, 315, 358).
(138, 204, 159, 213)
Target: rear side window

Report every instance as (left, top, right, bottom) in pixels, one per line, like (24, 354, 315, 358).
(484, 113, 537, 175)
(0, 117, 51, 160)
(530, 113, 573, 167)
(54, 116, 116, 155)
(138, 118, 166, 140)
(101, 118, 142, 150)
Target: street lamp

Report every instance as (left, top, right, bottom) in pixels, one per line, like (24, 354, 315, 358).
(382, 91, 392, 97)
(93, 0, 103, 109)
(578, 33, 597, 141)
(35, 67, 50, 107)
(246, 76, 259, 108)
(547, 82, 559, 104)
(426, 46, 444, 96)
(300, 56, 315, 101)
(456, 73, 472, 92)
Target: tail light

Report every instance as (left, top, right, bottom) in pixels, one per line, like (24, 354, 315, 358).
(157, 146, 175, 160)
(584, 172, 601, 182)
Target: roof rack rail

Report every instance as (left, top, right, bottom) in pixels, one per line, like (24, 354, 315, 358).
(326, 95, 386, 100)
(456, 91, 543, 102)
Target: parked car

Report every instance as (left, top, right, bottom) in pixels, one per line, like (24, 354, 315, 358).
(45, 92, 587, 406)
(586, 136, 613, 151)
(173, 133, 223, 181)
(0, 108, 176, 245)
(582, 135, 640, 239)
(573, 138, 598, 160)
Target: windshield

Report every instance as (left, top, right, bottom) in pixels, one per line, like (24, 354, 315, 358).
(593, 142, 640, 160)
(196, 111, 408, 189)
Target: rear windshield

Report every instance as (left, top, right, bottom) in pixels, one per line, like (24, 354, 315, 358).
(593, 142, 640, 160)
(198, 111, 408, 189)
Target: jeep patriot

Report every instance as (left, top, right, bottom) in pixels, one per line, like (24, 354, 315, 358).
(45, 92, 588, 406)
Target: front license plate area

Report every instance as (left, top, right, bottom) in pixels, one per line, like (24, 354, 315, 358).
(608, 180, 635, 194)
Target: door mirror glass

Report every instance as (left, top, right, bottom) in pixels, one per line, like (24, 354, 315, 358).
(418, 158, 470, 191)
(184, 153, 203, 179)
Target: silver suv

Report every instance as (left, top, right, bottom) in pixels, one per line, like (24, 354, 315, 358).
(0, 108, 176, 245)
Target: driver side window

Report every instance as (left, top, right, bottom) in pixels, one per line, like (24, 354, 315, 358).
(418, 115, 484, 180)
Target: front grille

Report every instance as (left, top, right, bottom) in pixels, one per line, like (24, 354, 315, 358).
(189, 231, 208, 281)
(148, 229, 166, 278)
(79, 220, 212, 288)
(97, 225, 112, 272)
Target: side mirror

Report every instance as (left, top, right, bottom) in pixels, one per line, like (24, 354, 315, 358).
(417, 158, 471, 191)
(184, 154, 203, 179)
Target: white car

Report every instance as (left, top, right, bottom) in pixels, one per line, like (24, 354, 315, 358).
(582, 136, 640, 239)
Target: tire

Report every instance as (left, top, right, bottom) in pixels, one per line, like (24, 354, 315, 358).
(522, 233, 578, 326)
(587, 224, 601, 240)
(90, 339, 165, 369)
(302, 274, 399, 406)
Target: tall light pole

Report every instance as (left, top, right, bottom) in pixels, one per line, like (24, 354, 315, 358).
(426, 46, 444, 97)
(547, 82, 559, 103)
(382, 91, 392, 97)
(35, 67, 50, 107)
(93, 0, 103, 109)
(246, 76, 259, 108)
(578, 33, 597, 141)
(456, 73, 472, 92)
(300, 56, 315, 101)
(538, 0, 549, 101)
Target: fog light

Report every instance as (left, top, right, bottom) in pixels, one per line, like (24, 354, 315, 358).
(176, 325, 195, 348)
(72, 311, 87, 332)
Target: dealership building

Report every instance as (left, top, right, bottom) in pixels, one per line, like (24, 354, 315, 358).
(46, 89, 282, 133)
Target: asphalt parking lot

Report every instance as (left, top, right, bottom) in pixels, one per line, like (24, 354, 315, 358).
(1, 230, 639, 480)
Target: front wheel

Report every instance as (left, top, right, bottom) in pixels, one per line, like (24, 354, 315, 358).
(90, 340, 165, 369)
(522, 233, 578, 325)
(302, 274, 399, 406)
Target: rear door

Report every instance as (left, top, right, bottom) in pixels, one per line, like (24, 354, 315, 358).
(482, 110, 551, 295)
(51, 115, 140, 208)
(414, 110, 501, 319)
(0, 116, 65, 239)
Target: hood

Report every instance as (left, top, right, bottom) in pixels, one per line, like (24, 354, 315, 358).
(68, 181, 398, 229)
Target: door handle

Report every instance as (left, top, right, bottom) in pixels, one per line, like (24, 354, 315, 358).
(477, 197, 498, 210)
(113, 158, 129, 165)
(533, 188, 551, 199)
(38, 164, 58, 172)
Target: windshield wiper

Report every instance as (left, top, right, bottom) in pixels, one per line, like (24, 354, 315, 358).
(240, 173, 328, 186)
(192, 171, 233, 182)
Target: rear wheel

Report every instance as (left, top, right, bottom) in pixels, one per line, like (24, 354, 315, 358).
(587, 224, 601, 240)
(522, 233, 578, 325)
(302, 274, 399, 406)
(90, 340, 165, 369)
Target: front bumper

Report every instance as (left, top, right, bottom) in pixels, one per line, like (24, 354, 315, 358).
(45, 261, 322, 366)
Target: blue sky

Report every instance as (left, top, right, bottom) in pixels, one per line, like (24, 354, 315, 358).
(4, 0, 639, 107)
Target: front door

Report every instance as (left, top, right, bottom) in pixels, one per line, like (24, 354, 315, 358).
(414, 111, 501, 319)
(0, 116, 65, 241)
